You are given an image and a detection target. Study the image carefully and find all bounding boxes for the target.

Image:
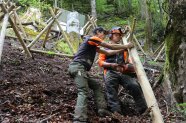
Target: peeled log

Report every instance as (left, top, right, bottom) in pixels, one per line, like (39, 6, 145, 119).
(0, 13, 9, 63)
(123, 19, 164, 123)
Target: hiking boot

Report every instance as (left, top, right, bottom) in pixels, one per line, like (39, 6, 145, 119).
(98, 109, 112, 117)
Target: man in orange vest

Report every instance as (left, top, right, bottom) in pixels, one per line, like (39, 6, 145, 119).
(68, 27, 134, 123)
(98, 27, 147, 115)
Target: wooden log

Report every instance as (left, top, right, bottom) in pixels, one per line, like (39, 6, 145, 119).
(27, 11, 62, 49)
(0, 3, 32, 58)
(84, 24, 92, 35)
(153, 42, 164, 56)
(13, 10, 28, 38)
(154, 45, 165, 62)
(133, 34, 147, 56)
(49, 8, 75, 54)
(18, 47, 74, 58)
(42, 8, 57, 48)
(88, 15, 96, 29)
(7, 22, 34, 28)
(0, 12, 9, 63)
(0, 4, 15, 21)
(124, 19, 164, 123)
(5, 35, 32, 42)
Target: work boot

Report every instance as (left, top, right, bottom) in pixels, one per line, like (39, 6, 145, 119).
(98, 109, 112, 117)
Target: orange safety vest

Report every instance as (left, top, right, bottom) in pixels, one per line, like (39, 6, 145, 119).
(98, 50, 132, 75)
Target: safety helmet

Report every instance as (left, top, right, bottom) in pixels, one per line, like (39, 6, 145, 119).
(109, 27, 124, 39)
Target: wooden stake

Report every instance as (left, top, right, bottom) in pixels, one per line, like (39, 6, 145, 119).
(0, 3, 32, 57)
(124, 18, 164, 123)
(49, 8, 75, 54)
(154, 45, 165, 62)
(27, 11, 62, 49)
(0, 12, 9, 63)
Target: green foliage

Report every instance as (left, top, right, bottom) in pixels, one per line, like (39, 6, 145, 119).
(46, 51, 55, 55)
(98, 17, 128, 30)
(18, 0, 50, 11)
(176, 103, 186, 118)
(56, 40, 72, 55)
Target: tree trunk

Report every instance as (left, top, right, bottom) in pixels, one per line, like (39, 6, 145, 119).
(91, 0, 97, 18)
(163, 1, 186, 104)
(143, 0, 153, 52)
(157, 0, 163, 20)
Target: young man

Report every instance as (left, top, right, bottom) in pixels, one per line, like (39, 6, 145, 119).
(68, 27, 134, 123)
(98, 27, 147, 115)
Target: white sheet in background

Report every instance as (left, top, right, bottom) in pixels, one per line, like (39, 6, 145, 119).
(66, 12, 80, 34)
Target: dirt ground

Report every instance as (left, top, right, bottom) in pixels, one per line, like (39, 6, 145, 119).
(0, 41, 185, 123)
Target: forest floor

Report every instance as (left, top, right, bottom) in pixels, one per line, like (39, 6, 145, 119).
(0, 39, 185, 123)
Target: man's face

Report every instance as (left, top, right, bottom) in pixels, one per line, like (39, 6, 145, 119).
(97, 31, 106, 40)
(112, 33, 122, 43)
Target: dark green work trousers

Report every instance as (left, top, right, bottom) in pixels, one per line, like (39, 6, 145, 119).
(68, 62, 107, 122)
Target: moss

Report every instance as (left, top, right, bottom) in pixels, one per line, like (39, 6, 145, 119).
(164, 31, 181, 87)
(55, 40, 73, 55)
(24, 27, 47, 40)
(66, 32, 82, 52)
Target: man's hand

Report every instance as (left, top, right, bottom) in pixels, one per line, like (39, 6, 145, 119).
(126, 42, 134, 49)
(110, 63, 119, 69)
(110, 63, 124, 72)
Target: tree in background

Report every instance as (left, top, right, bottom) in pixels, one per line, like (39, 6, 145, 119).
(91, 0, 97, 18)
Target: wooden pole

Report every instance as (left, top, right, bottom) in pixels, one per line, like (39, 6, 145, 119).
(0, 3, 32, 57)
(27, 11, 62, 49)
(154, 45, 165, 62)
(124, 18, 164, 123)
(42, 8, 57, 48)
(0, 12, 9, 63)
(13, 10, 28, 38)
(18, 47, 74, 58)
(5, 34, 32, 42)
(88, 15, 96, 28)
(49, 8, 75, 54)
(133, 34, 147, 56)
(153, 42, 164, 56)
(0, 3, 14, 21)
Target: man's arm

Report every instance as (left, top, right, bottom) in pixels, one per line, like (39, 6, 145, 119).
(99, 42, 134, 50)
(97, 48, 123, 56)
(98, 52, 119, 69)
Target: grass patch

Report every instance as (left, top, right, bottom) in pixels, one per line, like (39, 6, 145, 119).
(55, 40, 73, 55)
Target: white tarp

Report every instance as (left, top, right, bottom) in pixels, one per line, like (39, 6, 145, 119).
(66, 12, 80, 33)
